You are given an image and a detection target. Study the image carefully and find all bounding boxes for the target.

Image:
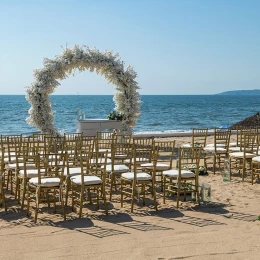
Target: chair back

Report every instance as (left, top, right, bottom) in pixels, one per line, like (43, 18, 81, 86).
(96, 131, 115, 140)
(192, 128, 208, 147)
(131, 145, 158, 182)
(95, 135, 114, 153)
(115, 134, 132, 144)
(153, 140, 175, 169)
(242, 133, 256, 155)
(110, 141, 132, 170)
(89, 150, 108, 182)
(214, 128, 231, 151)
(133, 137, 154, 150)
(37, 152, 67, 185)
(0, 147, 5, 206)
(178, 147, 201, 173)
(6, 135, 23, 162)
(0, 147, 5, 177)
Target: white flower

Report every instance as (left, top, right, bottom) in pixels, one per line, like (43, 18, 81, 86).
(26, 45, 141, 135)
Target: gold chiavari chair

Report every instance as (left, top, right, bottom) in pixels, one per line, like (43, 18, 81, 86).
(141, 140, 175, 192)
(229, 128, 257, 152)
(0, 147, 7, 211)
(182, 128, 208, 148)
(63, 143, 94, 206)
(5, 135, 24, 194)
(229, 133, 256, 182)
(251, 135, 260, 184)
(203, 128, 231, 174)
(120, 145, 158, 213)
(26, 152, 67, 223)
(162, 147, 201, 208)
(106, 141, 131, 201)
(15, 146, 39, 208)
(70, 149, 108, 217)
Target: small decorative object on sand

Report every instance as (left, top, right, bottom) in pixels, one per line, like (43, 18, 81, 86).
(223, 158, 231, 182)
(201, 183, 211, 203)
(194, 183, 211, 203)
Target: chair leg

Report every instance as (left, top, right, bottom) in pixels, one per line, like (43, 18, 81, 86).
(196, 178, 200, 205)
(109, 174, 114, 201)
(183, 182, 187, 202)
(21, 179, 27, 209)
(153, 183, 157, 211)
(65, 177, 70, 207)
(15, 175, 19, 200)
(142, 183, 145, 205)
(53, 189, 57, 214)
(242, 159, 246, 182)
(97, 188, 100, 210)
(213, 154, 216, 174)
(102, 184, 108, 215)
(71, 185, 75, 212)
(120, 179, 123, 208)
(79, 190, 84, 218)
(131, 182, 135, 213)
(60, 188, 66, 221)
(163, 176, 166, 204)
(26, 186, 30, 216)
(35, 188, 40, 223)
(176, 180, 181, 209)
(0, 186, 7, 211)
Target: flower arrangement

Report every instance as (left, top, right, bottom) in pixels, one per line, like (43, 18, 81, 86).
(26, 44, 141, 135)
(107, 111, 126, 121)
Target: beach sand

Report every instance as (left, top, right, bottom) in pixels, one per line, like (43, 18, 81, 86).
(1, 135, 260, 260)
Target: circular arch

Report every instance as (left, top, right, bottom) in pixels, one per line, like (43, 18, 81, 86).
(26, 45, 141, 135)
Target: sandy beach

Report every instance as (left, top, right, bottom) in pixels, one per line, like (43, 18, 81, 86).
(1, 134, 260, 260)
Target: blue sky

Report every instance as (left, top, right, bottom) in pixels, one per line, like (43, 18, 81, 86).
(0, 0, 259, 95)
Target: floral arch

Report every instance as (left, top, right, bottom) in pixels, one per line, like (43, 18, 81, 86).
(26, 45, 141, 135)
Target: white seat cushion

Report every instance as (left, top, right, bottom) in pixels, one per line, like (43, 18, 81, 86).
(19, 169, 45, 178)
(229, 142, 237, 147)
(203, 147, 227, 153)
(228, 147, 241, 152)
(181, 143, 192, 148)
(7, 163, 36, 170)
(121, 172, 152, 181)
(70, 175, 102, 185)
(29, 177, 60, 187)
(105, 164, 129, 173)
(107, 153, 128, 159)
(252, 156, 260, 162)
(97, 148, 111, 153)
(229, 147, 253, 152)
(124, 158, 149, 164)
(141, 162, 169, 171)
(63, 167, 81, 176)
(162, 169, 195, 178)
(229, 152, 255, 159)
(205, 143, 225, 148)
(114, 154, 128, 159)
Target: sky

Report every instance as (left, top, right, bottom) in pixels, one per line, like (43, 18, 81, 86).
(0, 0, 259, 95)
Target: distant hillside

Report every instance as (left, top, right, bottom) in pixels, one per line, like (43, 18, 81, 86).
(217, 89, 260, 95)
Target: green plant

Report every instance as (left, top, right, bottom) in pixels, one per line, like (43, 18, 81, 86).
(258, 215, 260, 221)
(107, 111, 126, 121)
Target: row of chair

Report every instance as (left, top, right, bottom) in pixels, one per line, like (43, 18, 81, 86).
(0, 132, 203, 222)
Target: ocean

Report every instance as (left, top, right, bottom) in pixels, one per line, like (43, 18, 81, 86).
(0, 95, 259, 135)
